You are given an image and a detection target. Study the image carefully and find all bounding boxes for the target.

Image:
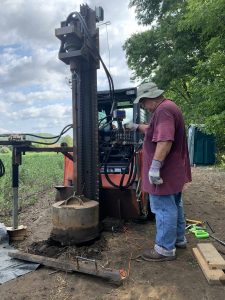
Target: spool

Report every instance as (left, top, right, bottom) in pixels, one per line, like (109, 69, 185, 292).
(51, 196, 99, 245)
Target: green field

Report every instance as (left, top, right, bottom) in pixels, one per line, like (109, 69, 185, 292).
(0, 153, 64, 214)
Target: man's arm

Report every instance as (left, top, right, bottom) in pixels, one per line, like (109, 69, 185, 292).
(138, 124, 149, 134)
(153, 141, 173, 161)
(149, 109, 175, 185)
(149, 141, 172, 185)
(124, 122, 148, 133)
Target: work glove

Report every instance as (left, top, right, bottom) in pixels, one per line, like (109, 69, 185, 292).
(124, 122, 139, 131)
(149, 159, 163, 185)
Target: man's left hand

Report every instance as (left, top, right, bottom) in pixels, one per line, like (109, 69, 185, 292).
(124, 122, 139, 131)
(149, 160, 163, 185)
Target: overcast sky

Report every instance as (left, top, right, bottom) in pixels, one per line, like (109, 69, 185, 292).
(0, 0, 145, 135)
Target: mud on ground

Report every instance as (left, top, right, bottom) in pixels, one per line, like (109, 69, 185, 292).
(0, 167, 225, 300)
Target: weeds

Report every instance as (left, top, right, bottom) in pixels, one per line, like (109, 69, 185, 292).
(0, 153, 64, 214)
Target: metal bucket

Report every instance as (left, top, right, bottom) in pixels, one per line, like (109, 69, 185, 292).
(51, 196, 99, 245)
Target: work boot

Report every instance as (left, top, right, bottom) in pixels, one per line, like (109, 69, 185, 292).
(141, 249, 176, 262)
(175, 243, 187, 249)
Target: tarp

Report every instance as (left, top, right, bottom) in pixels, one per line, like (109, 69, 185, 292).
(0, 223, 39, 284)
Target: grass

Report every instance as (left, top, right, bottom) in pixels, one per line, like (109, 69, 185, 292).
(0, 152, 64, 214)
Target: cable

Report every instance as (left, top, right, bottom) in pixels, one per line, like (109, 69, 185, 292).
(0, 124, 73, 146)
(99, 120, 113, 131)
(26, 124, 72, 140)
(98, 115, 111, 126)
(66, 12, 115, 116)
(29, 125, 72, 145)
(0, 159, 5, 177)
(0, 124, 72, 140)
(0, 124, 73, 179)
(103, 141, 143, 190)
(103, 145, 137, 190)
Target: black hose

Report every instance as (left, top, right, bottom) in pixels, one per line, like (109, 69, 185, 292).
(103, 145, 137, 190)
(0, 124, 73, 146)
(98, 115, 111, 126)
(0, 124, 72, 141)
(103, 145, 120, 188)
(69, 12, 115, 115)
(104, 164, 121, 189)
(123, 154, 135, 188)
(26, 124, 72, 140)
(123, 156, 137, 188)
(118, 151, 135, 190)
(119, 171, 126, 189)
(0, 124, 73, 180)
(29, 125, 72, 145)
(0, 159, 5, 177)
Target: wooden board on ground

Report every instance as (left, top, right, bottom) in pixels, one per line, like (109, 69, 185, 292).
(193, 248, 225, 285)
(197, 243, 225, 270)
(8, 251, 126, 285)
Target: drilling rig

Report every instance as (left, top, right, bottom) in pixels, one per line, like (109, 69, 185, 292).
(0, 4, 149, 245)
(51, 4, 149, 245)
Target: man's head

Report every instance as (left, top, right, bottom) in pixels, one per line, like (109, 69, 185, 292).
(134, 82, 164, 112)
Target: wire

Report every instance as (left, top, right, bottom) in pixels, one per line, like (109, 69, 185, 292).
(103, 145, 136, 190)
(99, 120, 113, 131)
(28, 125, 72, 145)
(0, 124, 73, 146)
(0, 124, 72, 140)
(98, 115, 111, 126)
(0, 124, 73, 179)
(103, 141, 143, 190)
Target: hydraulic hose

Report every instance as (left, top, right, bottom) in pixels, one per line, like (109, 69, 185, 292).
(103, 145, 137, 190)
(0, 159, 5, 177)
(0, 124, 73, 146)
(0, 124, 73, 177)
(66, 12, 115, 116)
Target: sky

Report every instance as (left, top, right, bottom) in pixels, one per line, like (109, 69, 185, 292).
(0, 0, 145, 135)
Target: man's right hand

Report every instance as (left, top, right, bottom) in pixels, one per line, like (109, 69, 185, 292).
(124, 122, 139, 131)
(149, 159, 163, 185)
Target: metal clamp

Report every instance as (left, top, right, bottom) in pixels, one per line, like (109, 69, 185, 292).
(75, 256, 98, 272)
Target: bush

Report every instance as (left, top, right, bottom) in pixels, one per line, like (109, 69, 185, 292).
(0, 146, 11, 154)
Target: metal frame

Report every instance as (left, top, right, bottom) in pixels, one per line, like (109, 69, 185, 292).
(55, 5, 100, 200)
(0, 141, 73, 229)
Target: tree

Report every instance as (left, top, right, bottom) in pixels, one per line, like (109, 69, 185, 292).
(124, 0, 225, 150)
(124, 0, 201, 115)
(179, 0, 225, 148)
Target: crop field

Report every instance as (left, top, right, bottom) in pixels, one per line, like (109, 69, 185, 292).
(0, 152, 64, 216)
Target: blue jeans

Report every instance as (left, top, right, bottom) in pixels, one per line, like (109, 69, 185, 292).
(149, 192, 186, 256)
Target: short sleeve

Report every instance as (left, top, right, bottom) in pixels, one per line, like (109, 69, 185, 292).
(152, 109, 175, 142)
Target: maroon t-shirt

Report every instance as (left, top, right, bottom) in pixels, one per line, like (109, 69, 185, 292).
(142, 99, 192, 195)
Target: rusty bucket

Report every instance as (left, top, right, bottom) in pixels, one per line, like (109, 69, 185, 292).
(51, 195, 99, 245)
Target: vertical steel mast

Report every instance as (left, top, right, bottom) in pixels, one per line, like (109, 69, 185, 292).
(55, 5, 103, 200)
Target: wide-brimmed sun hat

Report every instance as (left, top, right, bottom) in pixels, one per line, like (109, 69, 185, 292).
(134, 82, 164, 104)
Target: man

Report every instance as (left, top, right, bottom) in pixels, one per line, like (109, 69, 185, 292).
(128, 82, 192, 261)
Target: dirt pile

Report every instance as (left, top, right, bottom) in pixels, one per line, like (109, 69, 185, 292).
(28, 236, 108, 261)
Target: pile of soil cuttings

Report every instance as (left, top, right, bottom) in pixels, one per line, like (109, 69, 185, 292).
(60, 236, 109, 261)
(28, 236, 108, 261)
(28, 239, 66, 258)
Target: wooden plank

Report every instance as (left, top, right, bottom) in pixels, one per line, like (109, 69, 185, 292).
(8, 251, 126, 285)
(192, 248, 225, 285)
(197, 243, 225, 270)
